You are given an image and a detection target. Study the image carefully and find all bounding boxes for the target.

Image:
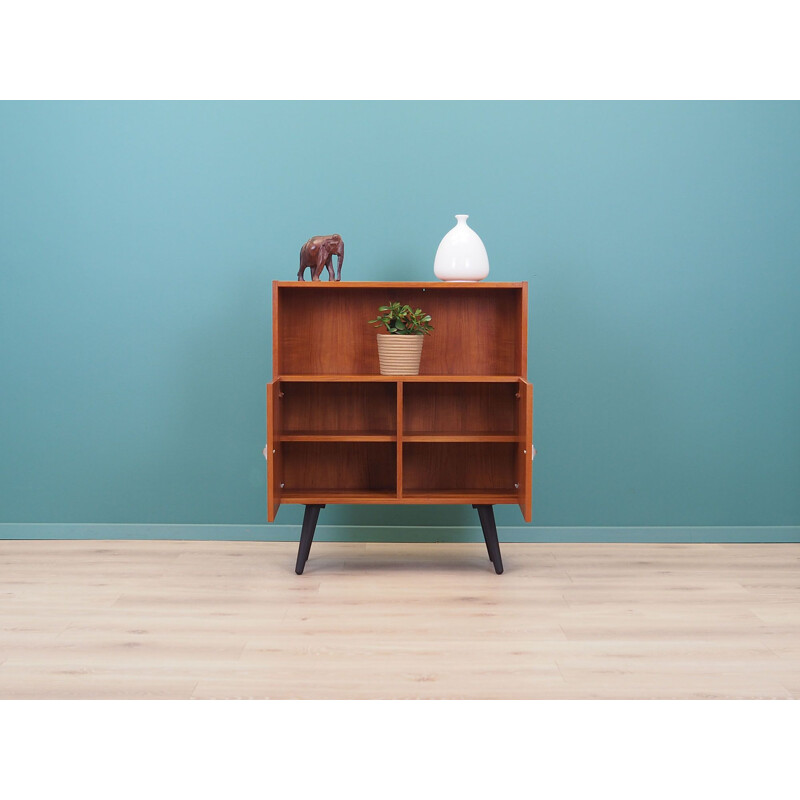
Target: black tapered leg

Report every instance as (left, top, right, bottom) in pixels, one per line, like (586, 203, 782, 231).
(473, 504, 503, 574)
(473, 504, 494, 562)
(295, 504, 324, 574)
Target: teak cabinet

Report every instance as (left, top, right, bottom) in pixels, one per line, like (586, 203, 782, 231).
(266, 281, 533, 574)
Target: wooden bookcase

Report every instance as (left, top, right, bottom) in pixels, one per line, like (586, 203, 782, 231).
(267, 281, 533, 573)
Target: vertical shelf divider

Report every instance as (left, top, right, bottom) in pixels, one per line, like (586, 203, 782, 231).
(396, 379, 403, 499)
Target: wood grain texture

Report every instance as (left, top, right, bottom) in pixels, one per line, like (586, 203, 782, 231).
(403, 434, 520, 443)
(518, 378, 533, 521)
(276, 286, 522, 376)
(277, 375, 522, 382)
(397, 381, 404, 499)
(278, 434, 396, 442)
(518, 280, 528, 377)
(266, 381, 282, 522)
(272, 281, 280, 376)
(281, 490, 398, 504)
(1, 541, 797, 699)
(268, 282, 533, 514)
(401, 490, 518, 504)
(282, 442, 396, 495)
(403, 381, 519, 436)
(274, 281, 526, 289)
(403, 442, 518, 493)
(279, 380, 396, 436)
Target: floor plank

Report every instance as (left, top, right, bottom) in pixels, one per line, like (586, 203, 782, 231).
(0, 541, 798, 699)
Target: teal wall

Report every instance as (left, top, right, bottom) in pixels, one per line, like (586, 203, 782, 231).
(1, 102, 799, 537)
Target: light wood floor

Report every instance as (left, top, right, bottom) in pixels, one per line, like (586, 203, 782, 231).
(1, 541, 798, 699)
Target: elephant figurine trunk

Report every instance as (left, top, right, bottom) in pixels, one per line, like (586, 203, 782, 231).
(298, 234, 344, 282)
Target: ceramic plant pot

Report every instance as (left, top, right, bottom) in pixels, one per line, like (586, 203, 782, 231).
(376, 334, 424, 375)
(433, 214, 490, 281)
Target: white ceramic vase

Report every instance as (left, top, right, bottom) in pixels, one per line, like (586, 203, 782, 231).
(433, 214, 490, 282)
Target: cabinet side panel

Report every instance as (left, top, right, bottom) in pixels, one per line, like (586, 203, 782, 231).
(273, 282, 280, 380)
(519, 282, 528, 379)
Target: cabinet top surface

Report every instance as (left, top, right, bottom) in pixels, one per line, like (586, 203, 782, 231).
(275, 281, 526, 289)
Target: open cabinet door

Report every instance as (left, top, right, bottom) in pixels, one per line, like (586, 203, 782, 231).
(267, 380, 282, 521)
(517, 379, 533, 522)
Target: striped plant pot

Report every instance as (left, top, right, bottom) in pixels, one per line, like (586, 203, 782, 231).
(376, 334, 424, 375)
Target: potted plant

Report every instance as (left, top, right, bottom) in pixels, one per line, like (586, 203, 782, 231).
(369, 302, 433, 375)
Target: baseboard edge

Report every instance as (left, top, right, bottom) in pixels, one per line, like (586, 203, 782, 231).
(0, 523, 798, 543)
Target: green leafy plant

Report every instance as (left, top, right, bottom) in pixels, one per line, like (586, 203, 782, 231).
(369, 301, 433, 336)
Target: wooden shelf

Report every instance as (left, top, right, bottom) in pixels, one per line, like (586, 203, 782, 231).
(278, 374, 521, 383)
(401, 489, 518, 504)
(283, 489, 518, 505)
(279, 432, 519, 442)
(279, 433, 395, 442)
(403, 433, 520, 442)
(276, 281, 524, 289)
(281, 490, 398, 504)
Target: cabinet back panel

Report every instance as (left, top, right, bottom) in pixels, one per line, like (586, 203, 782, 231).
(281, 382, 396, 434)
(277, 287, 522, 375)
(282, 442, 396, 491)
(403, 442, 517, 491)
(404, 382, 519, 434)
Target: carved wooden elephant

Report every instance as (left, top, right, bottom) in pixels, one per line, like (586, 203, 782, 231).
(297, 234, 344, 281)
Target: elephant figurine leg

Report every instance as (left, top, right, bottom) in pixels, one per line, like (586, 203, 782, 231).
(298, 244, 311, 281)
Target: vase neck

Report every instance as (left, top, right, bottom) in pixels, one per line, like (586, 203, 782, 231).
(455, 214, 469, 226)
